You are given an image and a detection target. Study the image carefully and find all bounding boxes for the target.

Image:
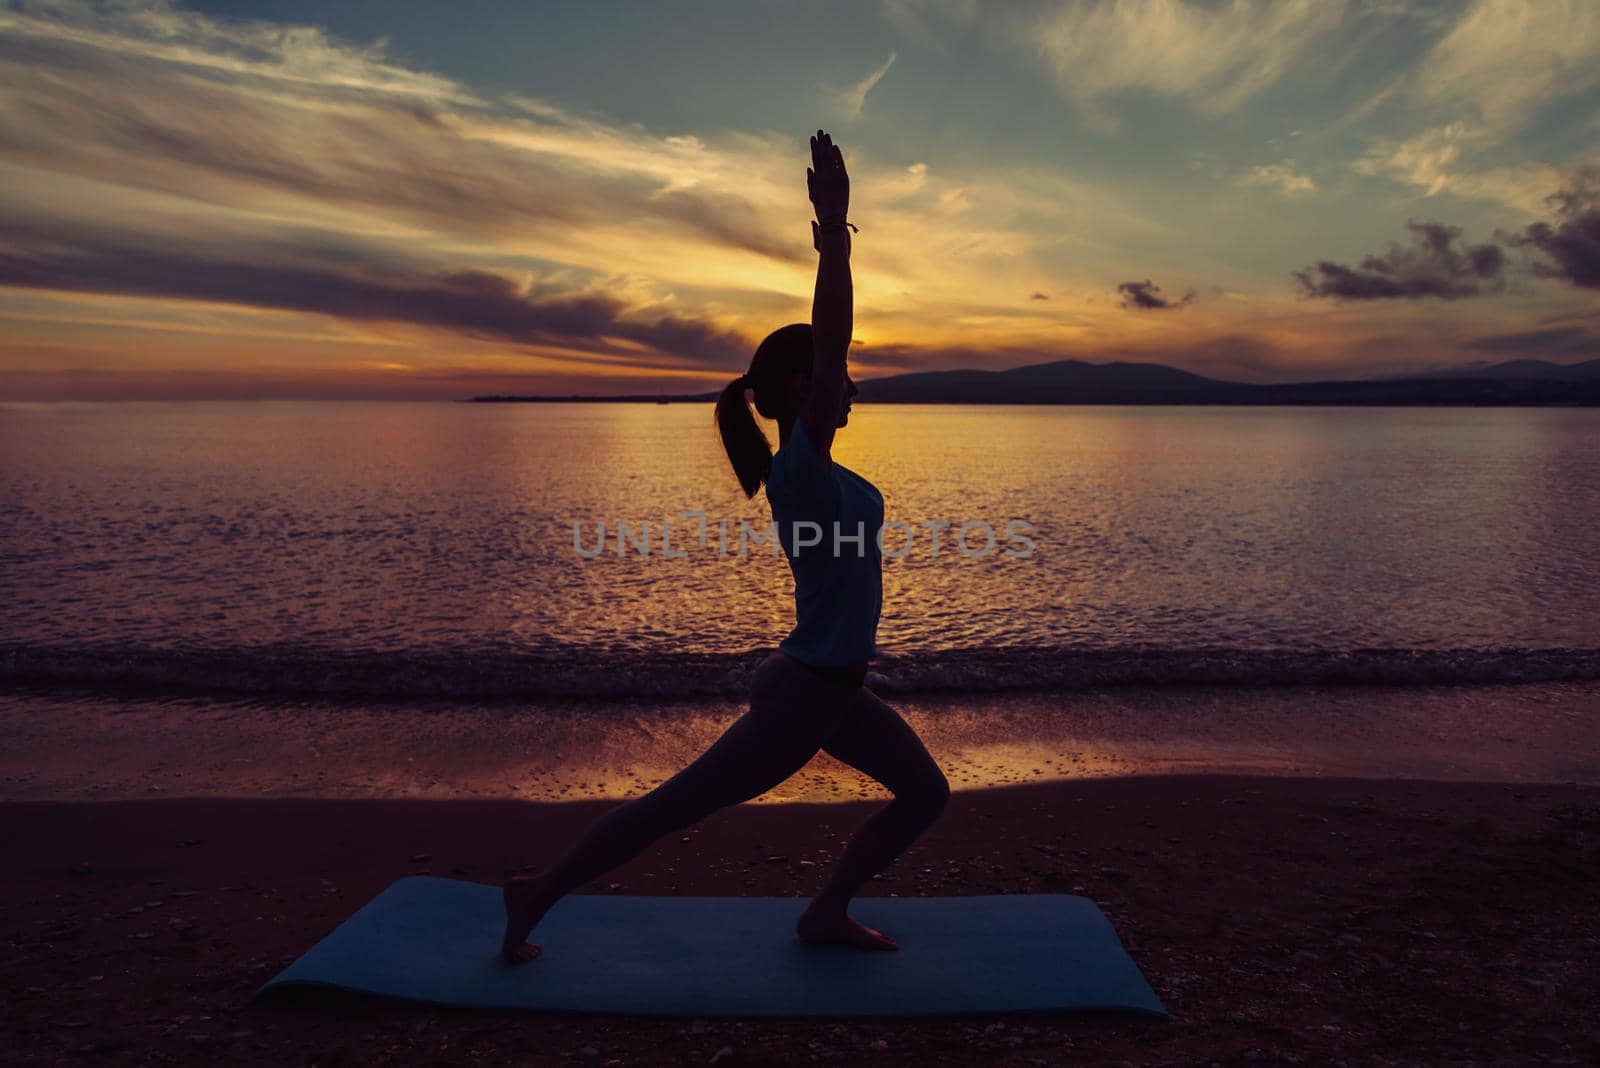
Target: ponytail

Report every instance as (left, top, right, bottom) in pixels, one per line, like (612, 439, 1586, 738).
(715, 375, 771, 498)
(718, 323, 813, 498)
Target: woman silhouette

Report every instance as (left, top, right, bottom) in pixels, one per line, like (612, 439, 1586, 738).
(502, 130, 950, 963)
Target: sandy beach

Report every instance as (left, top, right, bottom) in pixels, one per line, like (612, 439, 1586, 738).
(7, 772, 1596, 1066)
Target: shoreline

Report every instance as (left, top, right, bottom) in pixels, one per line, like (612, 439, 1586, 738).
(8, 773, 1596, 1065)
(4, 681, 1597, 805)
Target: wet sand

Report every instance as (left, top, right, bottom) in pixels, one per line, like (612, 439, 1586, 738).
(3, 681, 1598, 802)
(6, 773, 1597, 1066)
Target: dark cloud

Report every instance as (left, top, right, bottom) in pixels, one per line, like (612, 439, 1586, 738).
(0, 213, 753, 369)
(1117, 279, 1194, 310)
(1499, 168, 1600, 290)
(1029, 291, 1050, 300)
(1298, 174, 1600, 301)
(0, 366, 728, 402)
(1293, 220, 1505, 300)
(1462, 326, 1597, 358)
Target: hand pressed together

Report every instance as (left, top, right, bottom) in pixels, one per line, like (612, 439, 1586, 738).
(807, 129, 850, 224)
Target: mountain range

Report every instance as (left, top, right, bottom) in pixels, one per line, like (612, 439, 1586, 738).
(853, 358, 1600, 405)
(466, 357, 1600, 405)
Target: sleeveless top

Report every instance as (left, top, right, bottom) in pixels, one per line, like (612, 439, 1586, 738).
(763, 419, 883, 667)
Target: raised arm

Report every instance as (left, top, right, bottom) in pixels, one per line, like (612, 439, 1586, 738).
(800, 129, 853, 464)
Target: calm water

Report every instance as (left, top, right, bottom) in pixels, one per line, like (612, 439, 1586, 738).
(2, 401, 1598, 698)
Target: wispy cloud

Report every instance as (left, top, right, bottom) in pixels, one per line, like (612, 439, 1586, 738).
(0, 0, 479, 101)
(867, 160, 930, 203)
(1415, 0, 1600, 133)
(1352, 122, 1570, 214)
(830, 51, 897, 122)
(0, 9, 813, 262)
(1241, 161, 1318, 197)
(1026, 0, 1347, 124)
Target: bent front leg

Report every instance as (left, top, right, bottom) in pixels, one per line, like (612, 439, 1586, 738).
(536, 673, 850, 898)
(813, 688, 950, 907)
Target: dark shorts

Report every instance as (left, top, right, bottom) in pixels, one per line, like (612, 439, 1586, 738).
(780, 651, 868, 689)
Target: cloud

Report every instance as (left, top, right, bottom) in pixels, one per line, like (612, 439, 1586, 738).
(1241, 160, 1318, 197)
(830, 51, 897, 122)
(1415, 0, 1600, 133)
(0, 0, 479, 103)
(1293, 220, 1506, 300)
(0, 26, 810, 265)
(1029, 291, 1050, 300)
(1323, 168, 1600, 297)
(0, 210, 753, 369)
(0, 0, 890, 378)
(0, 1, 1186, 394)
(1499, 168, 1600, 289)
(1353, 121, 1480, 197)
(857, 161, 934, 210)
(1026, 0, 1346, 122)
(1350, 121, 1568, 214)
(1343, 0, 1600, 211)
(1117, 279, 1194, 310)
(1329, 74, 1406, 133)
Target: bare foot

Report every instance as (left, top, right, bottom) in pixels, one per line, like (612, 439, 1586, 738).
(501, 876, 553, 963)
(796, 906, 899, 951)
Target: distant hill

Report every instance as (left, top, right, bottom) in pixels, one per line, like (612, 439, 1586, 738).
(464, 357, 1600, 405)
(464, 391, 719, 403)
(857, 359, 1234, 403)
(855, 356, 1600, 405)
(1384, 358, 1600, 382)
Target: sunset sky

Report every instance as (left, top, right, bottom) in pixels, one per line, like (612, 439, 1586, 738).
(2, 0, 1598, 400)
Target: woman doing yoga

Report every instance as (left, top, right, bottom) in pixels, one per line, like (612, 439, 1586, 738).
(502, 129, 950, 963)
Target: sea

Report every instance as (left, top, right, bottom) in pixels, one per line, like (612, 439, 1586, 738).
(3, 401, 1597, 799)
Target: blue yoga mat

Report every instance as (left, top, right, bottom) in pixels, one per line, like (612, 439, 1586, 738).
(260, 876, 1167, 1018)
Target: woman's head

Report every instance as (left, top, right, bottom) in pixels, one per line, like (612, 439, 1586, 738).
(715, 323, 858, 498)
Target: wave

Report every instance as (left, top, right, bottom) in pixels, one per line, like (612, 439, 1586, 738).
(2, 641, 1598, 702)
